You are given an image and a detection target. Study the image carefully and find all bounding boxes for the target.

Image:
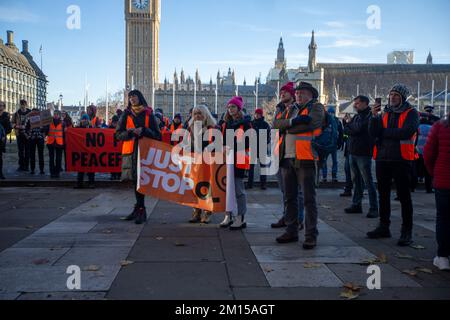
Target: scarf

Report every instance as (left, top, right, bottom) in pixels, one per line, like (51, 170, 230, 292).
(131, 105, 145, 115)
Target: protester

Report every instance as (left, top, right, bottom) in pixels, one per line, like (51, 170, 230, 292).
(247, 108, 270, 190)
(87, 105, 102, 128)
(340, 114, 353, 197)
(12, 100, 31, 172)
(74, 114, 96, 188)
(116, 90, 161, 224)
(26, 108, 46, 175)
(321, 106, 342, 183)
(185, 105, 218, 224)
(343, 96, 378, 218)
(424, 112, 450, 271)
(0, 101, 12, 179)
(45, 110, 65, 179)
(109, 115, 121, 181)
(368, 84, 419, 246)
(169, 113, 183, 146)
(221, 96, 252, 230)
(416, 115, 434, 193)
(271, 82, 305, 231)
(273, 82, 325, 249)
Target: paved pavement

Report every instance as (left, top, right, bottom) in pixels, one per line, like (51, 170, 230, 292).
(0, 185, 449, 300)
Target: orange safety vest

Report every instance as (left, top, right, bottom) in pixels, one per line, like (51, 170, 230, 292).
(373, 109, 418, 161)
(122, 114, 150, 155)
(222, 123, 251, 170)
(161, 127, 172, 144)
(47, 122, 64, 146)
(91, 117, 98, 128)
(274, 106, 322, 161)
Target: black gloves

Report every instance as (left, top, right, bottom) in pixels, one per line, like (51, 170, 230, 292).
(291, 115, 312, 127)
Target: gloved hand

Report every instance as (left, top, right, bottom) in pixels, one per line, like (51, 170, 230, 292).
(291, 115, 312, 127)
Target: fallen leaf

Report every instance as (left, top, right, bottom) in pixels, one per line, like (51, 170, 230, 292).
(156, 237, 164, 241)
(58, 207, 66, 210)
(91, 204, 99, 208)
(303, 262, 321, 269)
(33, 259, 50, 265)
(343, 283, 362, 292)
(102, 229, 113, 234)
(410, 244, 426, 250)
(377, 253, 388, 264)
(83, 265, 101, 272)
(25, 225, 34, 230)
(263, 267, 274, 273)
(402, 270, 418, 276)
(395, 253, 414, 260)
(340, 289, 359, 300)
(120, 260, 134, 267)
(321, 205, 332, 210)
(416, 268, 433, 274)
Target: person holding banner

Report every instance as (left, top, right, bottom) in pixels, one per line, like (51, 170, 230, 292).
(169, 113, 183, 146)
(116, 90, 161, 225)
(184, 104, 219, 224)
(74, 114, 96, 189)
(221, 96, 252, 230)
(87, 105, 102, 128)
(45, 110, 65, 179)
(25, 108, 46, 175)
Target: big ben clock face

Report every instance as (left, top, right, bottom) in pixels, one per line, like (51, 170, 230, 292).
(133, 0, 149, 10)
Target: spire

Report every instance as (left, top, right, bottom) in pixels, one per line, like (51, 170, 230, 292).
(427, 51, 433, 65)
(276, 37, 286, 69)
(180, 68, 185, 84)
(308, 30, 317, 73)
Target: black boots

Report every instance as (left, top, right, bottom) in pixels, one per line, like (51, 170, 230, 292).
(122, 206, 139, 221)
(271, 218, 286, 229)
(367, 224, 392, 239)
(134, 208, 147, 225)
(398, 227, 413, 247)
(345, 205, 363, 214)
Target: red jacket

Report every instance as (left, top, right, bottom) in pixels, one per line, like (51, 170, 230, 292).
(424, 120, 450, 190)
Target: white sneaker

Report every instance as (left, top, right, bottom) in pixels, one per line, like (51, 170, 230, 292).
(433, 257, 450, 271)
(230, 215, 247, 230)
(220, 213, 233, 228)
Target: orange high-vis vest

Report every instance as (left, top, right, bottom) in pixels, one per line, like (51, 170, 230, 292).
(161, 127, 172, 144)
(122, 114, 150, 155)
(274, 106, 322, 161)
(373, 109, 418, 161)
(47, 122, 64, 146)
(222, 123, 251, 170)
(91, 117, 98, 128)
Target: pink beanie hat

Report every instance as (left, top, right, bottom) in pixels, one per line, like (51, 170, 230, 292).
(227, 96, 244, 110)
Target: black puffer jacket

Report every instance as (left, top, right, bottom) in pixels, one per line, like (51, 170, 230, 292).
(369, 102, 419, 162)
(1, 112, 12, 152)
(116, 108, 161, 180)
(344, 107, 373, 157)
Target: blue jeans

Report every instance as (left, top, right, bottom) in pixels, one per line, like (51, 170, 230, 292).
(277, 169, 305, 222)
(435, 189, 450, 257)
(350, 155, 378, 211)
(322, 150, 338, 180)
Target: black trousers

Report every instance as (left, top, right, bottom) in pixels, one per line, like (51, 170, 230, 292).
(17, 135, 30, 170)
(29, 138, 45, 173)
(77, 172, 95, 183)
(134, 180, 145, 208)
(48, 145, 63, 176)
(415, 156, 433, 192)
(376, 161, 414, 230)
(247, 163, 267, 187)
(0, 151, 3, 175)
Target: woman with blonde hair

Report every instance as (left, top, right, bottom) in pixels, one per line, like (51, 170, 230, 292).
(185, 104, 219, 224)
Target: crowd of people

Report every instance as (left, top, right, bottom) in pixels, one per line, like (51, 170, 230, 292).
(0, 80, 449, 271)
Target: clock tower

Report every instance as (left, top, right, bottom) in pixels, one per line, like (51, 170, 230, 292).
(125, 0, 160, 106)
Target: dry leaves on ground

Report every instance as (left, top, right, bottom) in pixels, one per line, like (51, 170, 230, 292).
(303, 262, 321, 269)
(83, 265, 101, 272)
(33, 258, 50, 265)
(120, 260, 134, 267)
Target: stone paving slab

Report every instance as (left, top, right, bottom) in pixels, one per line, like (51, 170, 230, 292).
(0, 247, 70, 268)
(128, 236, 223, 262)
(107, 262, 234, 300)
(53, 247, 131, 267)
(0, 265, 121, 293)
(260, 263, 343, 288)
(251, 245, 377, 264)
(327, 263, 422, 288)
(17, 292, 107, 300)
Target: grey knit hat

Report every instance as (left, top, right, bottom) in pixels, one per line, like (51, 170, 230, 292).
(390, 83, 410, 102)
